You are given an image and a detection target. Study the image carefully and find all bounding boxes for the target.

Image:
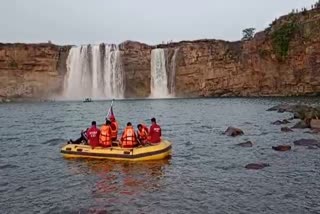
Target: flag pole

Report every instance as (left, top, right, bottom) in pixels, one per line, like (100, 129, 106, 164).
(107, 99, 115, 118)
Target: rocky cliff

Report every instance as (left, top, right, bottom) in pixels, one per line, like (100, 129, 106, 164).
(157, 7, 320, 97)
(1, 8, 320, 100)
(0, 43, 70, 100)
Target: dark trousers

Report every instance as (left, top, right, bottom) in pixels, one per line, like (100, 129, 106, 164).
(72, 133, 87, 144)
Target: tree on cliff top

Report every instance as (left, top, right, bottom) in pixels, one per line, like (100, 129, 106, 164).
(315, 0, 320, 8)
(242, 28, 256, 41)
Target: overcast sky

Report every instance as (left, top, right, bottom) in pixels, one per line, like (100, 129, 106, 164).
(0, 0, 316, 45)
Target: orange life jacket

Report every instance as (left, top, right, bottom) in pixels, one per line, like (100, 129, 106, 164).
(111, 121, 119, 140)
(137, 126, 148, 140)
(121, 126, 137, 147)
(99, 125, 112, 147)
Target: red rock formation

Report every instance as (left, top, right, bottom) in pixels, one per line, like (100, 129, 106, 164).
(0, 43, 70, 99)
(119, 41, 152, 97)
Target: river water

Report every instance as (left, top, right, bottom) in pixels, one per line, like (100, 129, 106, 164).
(1, 98, 320, 214)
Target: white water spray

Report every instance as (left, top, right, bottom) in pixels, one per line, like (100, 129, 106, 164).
(150, 49, 169, 98)
(63, 44, 124, 100)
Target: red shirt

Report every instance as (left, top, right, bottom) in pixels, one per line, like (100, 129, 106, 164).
(149, 123, 161, 144)
(86, 126, 100, 147)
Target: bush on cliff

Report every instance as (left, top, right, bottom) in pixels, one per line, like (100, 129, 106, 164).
(242, 28, 256, 41)
(271, 21, 298, 60)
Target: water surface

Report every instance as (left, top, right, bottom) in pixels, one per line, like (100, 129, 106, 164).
(1, 98, 320, 213)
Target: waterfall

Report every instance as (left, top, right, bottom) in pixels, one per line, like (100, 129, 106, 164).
(169, 48, 179, 95)
(150, 48, 179, 98)
(150, 49, 169, 98)
(63, 44, 124, 100)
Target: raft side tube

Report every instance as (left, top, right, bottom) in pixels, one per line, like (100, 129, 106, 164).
(60, 140, 172, 161)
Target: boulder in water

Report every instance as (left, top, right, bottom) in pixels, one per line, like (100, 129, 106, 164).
(245, 163, 270, 170)
(272, 145, 291, 151)
(293, 139, 320, 147)
(310, 119, 320, 130)
(292, 120, 310, 129)
(292, 105, 320, 120)
(281, 127, 293, 132)
(237, 141, 253, 147)
(224, 127, 244, 137)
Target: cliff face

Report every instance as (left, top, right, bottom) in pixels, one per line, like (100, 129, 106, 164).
(158, 8, 320, 97)
(0, 43, 70, 99)
(0, 8, 320, 99)
(119, 41, 152, 98)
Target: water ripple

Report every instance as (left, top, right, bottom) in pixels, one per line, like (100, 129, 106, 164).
(1, 98, 320, 213)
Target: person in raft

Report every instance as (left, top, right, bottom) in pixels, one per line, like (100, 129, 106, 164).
(148, 118, 162, 144)
(68, 128, 88, 144)
(86, 121, 100, 149)
(137, 124, 149, 145)
(121, 122, 138, 148)
(108, 109, 119, 141)
(99, 120, 112, 147)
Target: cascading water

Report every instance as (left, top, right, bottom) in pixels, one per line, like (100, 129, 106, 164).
(150, 48, 179, 98)
(150, 49, 170, 98)
(169, 48, 179, 95)
(63, 44, 124, 100)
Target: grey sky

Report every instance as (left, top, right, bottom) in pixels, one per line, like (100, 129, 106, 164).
(0, 0, 316, 45)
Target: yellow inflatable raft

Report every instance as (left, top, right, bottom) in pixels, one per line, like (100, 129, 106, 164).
(60, 140, 172, 161)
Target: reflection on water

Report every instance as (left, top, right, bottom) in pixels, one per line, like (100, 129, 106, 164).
(1, 98, 320, 213)
(64, 158, 170, 211)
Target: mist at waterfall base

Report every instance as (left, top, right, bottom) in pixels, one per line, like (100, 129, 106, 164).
(63, 44, 124, 100)
(1, 97, 320, 213)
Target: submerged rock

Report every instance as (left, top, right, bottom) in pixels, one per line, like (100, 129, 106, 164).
(245, 163, 270, 170)
(267, 104, 292, 112)
(307, 146, 319, 150)
(272, 145, 291, 151)
(224, 127, 244, 137)
(293, 139, 320, 147)
(304, 129, 320, 134)
(281, 127, 293, 132)
(272, 119, 290, 125)
(237, 141, 253, 147)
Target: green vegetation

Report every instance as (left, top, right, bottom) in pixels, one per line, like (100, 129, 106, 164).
(271, 22, 298, 60)
(241, 28, 256, 41)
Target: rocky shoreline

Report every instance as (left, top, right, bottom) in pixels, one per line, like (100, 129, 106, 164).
(224, 103, 320, 170)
